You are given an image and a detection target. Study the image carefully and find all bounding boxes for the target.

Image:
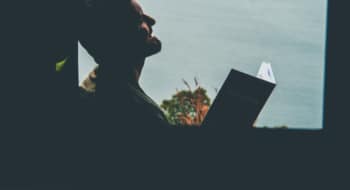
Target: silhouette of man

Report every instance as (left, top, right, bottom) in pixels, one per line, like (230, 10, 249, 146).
(80, 0, 170, 129)
(1, 0, 153, 184)
(1, 0, 169, 187)
(76, 1, 172, 187)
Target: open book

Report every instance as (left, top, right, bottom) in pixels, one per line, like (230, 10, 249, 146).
(202, 62, 276, 129)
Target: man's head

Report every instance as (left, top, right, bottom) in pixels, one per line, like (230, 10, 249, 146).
(130, 0, 162, 58)
(80, 0, 162, 82)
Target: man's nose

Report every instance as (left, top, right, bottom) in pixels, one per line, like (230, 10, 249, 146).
(143, 14, 156, 26)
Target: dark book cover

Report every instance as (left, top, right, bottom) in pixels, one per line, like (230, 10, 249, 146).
(203, 68, 276, 129)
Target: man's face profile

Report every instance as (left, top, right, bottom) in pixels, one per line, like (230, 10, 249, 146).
(131, 0, 162, 58)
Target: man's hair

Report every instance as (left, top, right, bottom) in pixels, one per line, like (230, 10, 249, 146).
(80, 0, 143, 66)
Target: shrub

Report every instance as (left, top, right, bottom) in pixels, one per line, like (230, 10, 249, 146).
(160, 78, 211, 126)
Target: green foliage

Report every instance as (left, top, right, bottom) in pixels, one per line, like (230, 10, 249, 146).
(161, 78, 211, 126)
(55, 58, 68, 72)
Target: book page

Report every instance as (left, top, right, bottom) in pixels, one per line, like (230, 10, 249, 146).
(257, 62, 276, 84)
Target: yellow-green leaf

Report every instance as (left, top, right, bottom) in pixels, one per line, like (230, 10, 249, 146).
(55, 58, 68, 72)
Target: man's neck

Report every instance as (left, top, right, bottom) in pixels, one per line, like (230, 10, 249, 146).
(134, 58, 146, 83)
(97, 58, 146, 88)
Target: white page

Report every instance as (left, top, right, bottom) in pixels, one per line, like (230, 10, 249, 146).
(257, 62, 276, 84)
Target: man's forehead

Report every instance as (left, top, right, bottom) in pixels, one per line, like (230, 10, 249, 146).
(131, 0, 143, 14)
(130, 0, 155, 25)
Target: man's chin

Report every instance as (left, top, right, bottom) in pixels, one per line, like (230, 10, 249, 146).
(144, 36, 162, 57)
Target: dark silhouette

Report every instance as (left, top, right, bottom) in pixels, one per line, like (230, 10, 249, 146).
(1, 0, 172, 186)
(79, 0, 170, 129)
(1, 0, 341, 189)
(1, 1, 85, 185)
(76, 0, 172, 188)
